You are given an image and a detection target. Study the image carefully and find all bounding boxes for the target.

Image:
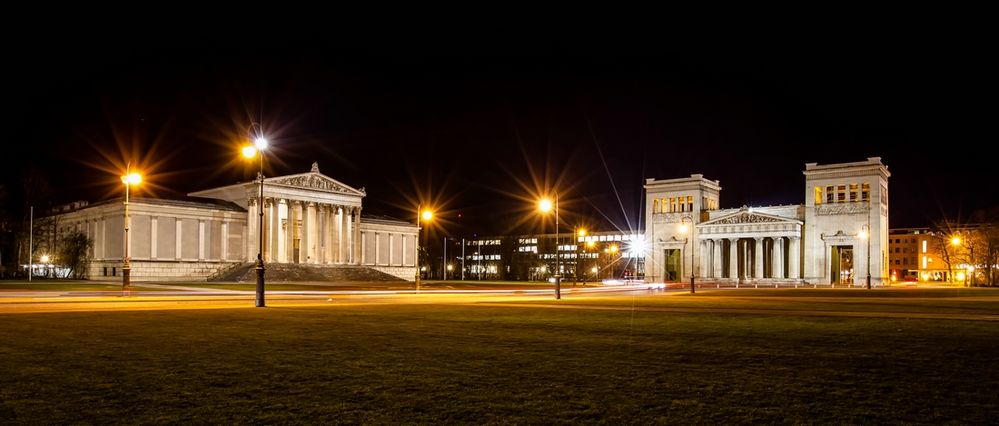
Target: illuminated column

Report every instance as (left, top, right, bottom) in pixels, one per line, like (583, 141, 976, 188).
(150, 217, 158, 259)
(789, 236, 800, 279)
(344, 207, 353, 264)
(353, 208, 362, 265)
(291, 201, 302, 263)
(247, 198, 257, 262)
(772, 237, 784, 279)
(729, 238, 738, 281)
(277, 199, 288, 263)
(306, 202, 318, 264)
(754, 238, 763, 280)
(699, 240, 708, 279)
(270, 199, 280, 262)
(713, 239, 723, 278)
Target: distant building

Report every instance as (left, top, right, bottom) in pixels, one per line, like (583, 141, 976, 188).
(448, 230, 646, 282)
(888, 228, 926, 282)
(46, 163, 417, 281)
(644, 158, 890, 286)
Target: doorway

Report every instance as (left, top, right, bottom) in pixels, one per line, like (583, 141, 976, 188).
(831, 245, 854, 285)
(664, 249, 681, 282)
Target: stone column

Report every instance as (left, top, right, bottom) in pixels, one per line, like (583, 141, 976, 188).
(772, 237, 784, 279)
(789, 236, 800, 279)
(277, 199, 288, 263)
(713, 239, 723, 278)
(354, 209, 362, 265)
(270, 199, 280, 263)
(699, 240, 708, 279)
(729, 238, 738, 281)
(287, 200, 302, 263)
(754, 238, 763, 280)
(321, 205, 331, 264)
(345, 207, 353, 264)
(333, 206, 343, 264)
(307, 202, 319, 264)
(198, 220, 206, 260)
(175, 219, 182, 260)
(247, 198, 258, 263)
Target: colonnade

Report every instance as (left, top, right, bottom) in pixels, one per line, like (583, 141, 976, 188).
(697, 236, 800, 281)
(246, 197, 361, 265)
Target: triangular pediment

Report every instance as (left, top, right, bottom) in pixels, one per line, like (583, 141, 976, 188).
(266, 173, 365, 196)
(699, 209, 801, 226)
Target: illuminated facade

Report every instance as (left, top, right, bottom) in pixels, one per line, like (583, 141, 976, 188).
(48, 163, 417, 281)
(644, 158, 890, 286)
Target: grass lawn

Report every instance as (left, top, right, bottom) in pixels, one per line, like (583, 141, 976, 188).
(1, 300, 997, 423)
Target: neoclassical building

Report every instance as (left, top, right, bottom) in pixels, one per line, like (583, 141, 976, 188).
(51, 163, 417, 281)
(644, 157, 890, 286)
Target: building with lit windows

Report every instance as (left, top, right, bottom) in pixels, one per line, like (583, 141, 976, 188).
(888, 228, 926, 282)
(448, 231, 646, 281)
(644, 158, 890, 286)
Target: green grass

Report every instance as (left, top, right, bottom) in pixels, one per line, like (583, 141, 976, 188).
(1, 299, 997, 423)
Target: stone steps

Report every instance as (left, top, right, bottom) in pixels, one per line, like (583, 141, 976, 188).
(218, 263, 405, 283)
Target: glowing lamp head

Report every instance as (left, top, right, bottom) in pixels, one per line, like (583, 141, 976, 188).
(951, 237, 961, 246)
(858, 229, 868, 240)
(241, 145, 258, 159)
(578, 229, 587, 237)
(591, 267, 598, 274)
(609, 244, 619, 253)
(678, 224, 689, 234)
(538, 198, 553, 213)
(40, 254, 50, 263)
(254, 137, 268, 151)
(122, 172, 142, 185)
(586, 241, 595, 249)
(421, 210, 433, 222)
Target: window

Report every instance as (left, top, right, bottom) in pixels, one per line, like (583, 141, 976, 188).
(826, 186, 835, 204)
(862, 183, 870, 202)
(895, 260, 900, 265)
(670, 197, 677, 213)
(922, 241, 927, 253)
(652, 199, 659, 214)
(837, 185, 847, 202)
(814, 187, 823, 205)
(849, 184, 858, 202)
(687, 196, 694, 212)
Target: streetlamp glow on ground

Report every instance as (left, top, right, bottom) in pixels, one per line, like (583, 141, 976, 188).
(242, 125, 268, 307)
(416, 207, 433, 291)
(679, 216, 695, 293)
(538, 194, 560, 299)
(859, 225, 871, 289)
(121, 168, 141, 295)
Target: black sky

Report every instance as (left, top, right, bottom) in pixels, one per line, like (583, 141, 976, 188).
(3, 32, 994, 236)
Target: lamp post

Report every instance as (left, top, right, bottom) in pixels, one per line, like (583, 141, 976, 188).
(584, 240, 595, 285)
(242, 125, 269, 307)
(860, 225, 871, 289)
(575, 228, 587, 287)
(539, 194, 560, 299)
(679, 216, 695, 293)
(121, 167, 141, 295)
(416, 207, 432, 291)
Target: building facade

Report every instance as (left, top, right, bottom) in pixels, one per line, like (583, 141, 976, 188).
(50, 163, 417, 281)
(644, 158, 890, 286)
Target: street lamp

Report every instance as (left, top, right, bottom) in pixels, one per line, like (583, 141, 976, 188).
(40, 254, 51, 279)
(679, 216, 695, 293)
(575, 228, 587, 286)
(241, 124, 269, 307)
(538, 194, 561, 299)
(951, 235, 973, 287)
(859, 225, 871, 289)
(121, 167, 141, 295)
(416, 207, 433, 291)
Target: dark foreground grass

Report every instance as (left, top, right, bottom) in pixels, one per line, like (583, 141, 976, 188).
(1, 303, 997, 424)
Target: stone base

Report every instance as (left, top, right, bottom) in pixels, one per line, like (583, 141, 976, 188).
(88, 260, 238, 282)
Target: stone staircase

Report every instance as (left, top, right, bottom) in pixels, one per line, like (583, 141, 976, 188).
(215, 263, 405, 283)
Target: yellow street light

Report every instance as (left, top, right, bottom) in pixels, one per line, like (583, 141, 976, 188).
(243, 122, 269, 307)
(578, 229, 587, 237)
(951, 236, 961, 246)
(40, 254, 50, 263)
(537, 194, 560, 299)
(241, 145, 257, 159)
(120, 166, 142, 295)
(416, 206, 434, 290)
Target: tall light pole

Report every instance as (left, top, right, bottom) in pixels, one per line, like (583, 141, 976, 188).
(679, 216, 695, 293)
(121, 167, 141, 295)
(860, 225, 871, 289)
(242, 124, 269, 307)
(575, 228, 586, 286)
(416, 207, 432, 291)
(539, 194, 560, 299)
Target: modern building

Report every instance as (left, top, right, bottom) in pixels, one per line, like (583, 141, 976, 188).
(46, 163, 417, 281)
(644, 157, 890, 286)
(888, 228, 926, 282)
(445, 230, 646, 282)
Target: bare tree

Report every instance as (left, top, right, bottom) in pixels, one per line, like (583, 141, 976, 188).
(58, 230, 93, 279)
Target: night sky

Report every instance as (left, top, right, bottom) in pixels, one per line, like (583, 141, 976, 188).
(3, 35, 993, 237)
